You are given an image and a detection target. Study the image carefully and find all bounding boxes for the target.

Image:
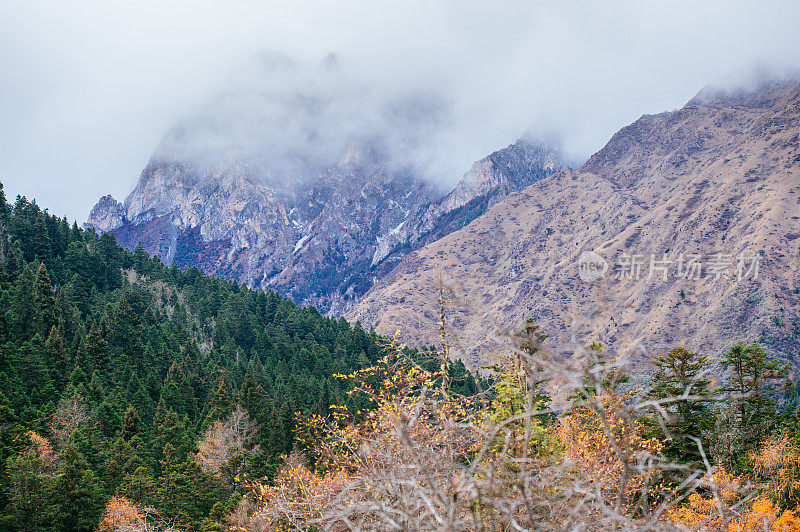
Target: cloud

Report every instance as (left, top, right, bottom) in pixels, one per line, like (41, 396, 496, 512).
(1, 0, 799, 220)
(150, 53, 460, 190)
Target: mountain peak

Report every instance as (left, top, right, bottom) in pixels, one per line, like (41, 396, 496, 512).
(85, 194, 125, 232)
(687, 70, 800, 110)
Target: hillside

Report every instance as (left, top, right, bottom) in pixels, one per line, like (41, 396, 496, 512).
(348, 77, 800, 374)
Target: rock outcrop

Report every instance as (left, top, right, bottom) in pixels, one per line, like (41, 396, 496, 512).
(86, 195, 126, 233)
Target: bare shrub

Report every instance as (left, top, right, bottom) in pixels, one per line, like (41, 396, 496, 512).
(194, 405, 260, 483)
(49, 391, 93, 449)
(239, 327, 795, 531)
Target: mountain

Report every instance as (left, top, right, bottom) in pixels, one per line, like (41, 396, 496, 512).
(87, 137, 565, 314)
(347, 77, 800, 374)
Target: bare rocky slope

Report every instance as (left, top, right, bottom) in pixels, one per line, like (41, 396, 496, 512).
(347, 78, 800, 376)
(87, 137, 564, 315)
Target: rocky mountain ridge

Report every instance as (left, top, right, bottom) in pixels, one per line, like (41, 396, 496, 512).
(87, 137, 565, 314)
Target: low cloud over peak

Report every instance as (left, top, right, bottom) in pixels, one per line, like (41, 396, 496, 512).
(1, 0, 799, 220)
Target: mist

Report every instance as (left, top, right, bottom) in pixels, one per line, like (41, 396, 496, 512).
(1, 0, 800, 220)
(151, 52, 466, 191)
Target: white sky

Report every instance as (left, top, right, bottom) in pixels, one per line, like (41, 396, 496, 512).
(1, 0, 799, 220)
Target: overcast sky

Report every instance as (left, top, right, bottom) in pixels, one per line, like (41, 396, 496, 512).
(1, 0, 800, 221)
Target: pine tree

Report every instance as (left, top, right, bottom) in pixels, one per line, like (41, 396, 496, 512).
(152, 398, 191, 469)
(83, 319, 109, 371)
(0, 392, 24, 523)
(721, 340, 789, 421)
(106, 435, 145, 492)
(45, 325, 69, 389)
(714, 340, 790, 468)
(155, 458, 223, 529)
(52, 434, 102, 532)
(34, 263, 56, 335)
(121, 405, 141, 441)
(96, 401, 121, 438)
(644, 346, 715, 468)
(206, 379, 235, 425)
(117, 466, 156, 507)
(32, 216, 52, 262)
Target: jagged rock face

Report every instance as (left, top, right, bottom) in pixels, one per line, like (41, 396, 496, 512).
(90, 161, 299, 285)
(87, 195, 125, 232)
(347, 78, 800, 376)
(270, 153, 442, 313)
(369, 140, 564, 268)
(434, 140, 561, 215)
(86, 138, 565, 315)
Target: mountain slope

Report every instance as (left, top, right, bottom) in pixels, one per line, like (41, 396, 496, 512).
(87, 138, 565, 314)
(347, 77, 800, 372)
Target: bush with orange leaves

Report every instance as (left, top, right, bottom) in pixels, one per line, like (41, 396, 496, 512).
(97, 495, 182, 532)
(241, 331, 757, 530)
(558, 386, 666, 518)
(666, 434, 800, 532)
(751, 432, 800, 506)
(666, 467, 800, 531)
(246, 342, 485, 530)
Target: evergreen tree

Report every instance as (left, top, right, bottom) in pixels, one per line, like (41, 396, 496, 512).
(644, 347, 715, 468)
(121, 405, 141, 441)
(155, 458, 223, 530)
(33, 263, 56, 335)
(206, 379, 235, 425)
(52, 434, 102, 532)
(153, 398, 191, 468)
(44, 326, 68, 389)
(721, 340, 789, 423)
(714, 340, 790, 469)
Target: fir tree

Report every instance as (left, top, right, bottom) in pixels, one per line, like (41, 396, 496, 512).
(52, 434, 102, 532)
(644, 346, 715, 468)
(33, 263, 56, 335)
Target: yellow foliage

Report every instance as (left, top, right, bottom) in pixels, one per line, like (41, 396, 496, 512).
(667, 468, 800, 532)
(731, 497, 800, 532)
(96, 496, 143, 532)
(558, 388, 664, 506)
(752, 432, 800, 503)
(26, 431, 58, 472)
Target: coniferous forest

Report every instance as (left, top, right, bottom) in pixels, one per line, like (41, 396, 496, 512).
(0, 182, 477, 530)
(3, 178, 800, 532)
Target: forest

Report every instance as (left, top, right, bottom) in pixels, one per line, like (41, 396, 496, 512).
(2, 180, 800, 531)
(0, 182, 474, 530)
